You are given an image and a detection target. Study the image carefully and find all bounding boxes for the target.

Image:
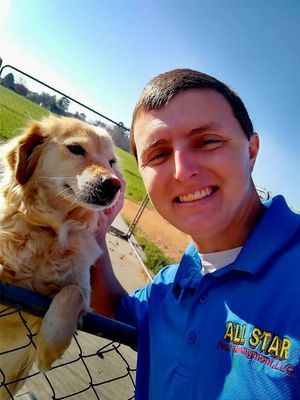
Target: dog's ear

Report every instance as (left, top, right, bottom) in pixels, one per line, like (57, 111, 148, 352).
(8, 123, 46, 185)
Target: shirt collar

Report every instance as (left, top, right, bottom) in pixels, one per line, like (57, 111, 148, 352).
(227, 195, 300, 275)
(173, 195, 300, 296)
(173, 242, 202, 298)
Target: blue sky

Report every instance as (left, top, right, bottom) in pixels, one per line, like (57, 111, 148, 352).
(1, 0, 299, 209)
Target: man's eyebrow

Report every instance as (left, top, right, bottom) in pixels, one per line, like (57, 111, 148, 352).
(188, 123, 221, 136)
(141, 138, 168, 155)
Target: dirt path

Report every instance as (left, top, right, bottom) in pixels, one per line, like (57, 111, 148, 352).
(121, 199, 190, 262)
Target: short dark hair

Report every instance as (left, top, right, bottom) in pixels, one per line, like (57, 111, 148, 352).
(130, 68, 254, 158)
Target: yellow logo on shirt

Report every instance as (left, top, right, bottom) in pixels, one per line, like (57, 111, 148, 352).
(218, 322, 295, 376)
(223, 322, 291, 360)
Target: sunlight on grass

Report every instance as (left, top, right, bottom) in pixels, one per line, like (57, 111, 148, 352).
(0, 86, 50, 138)
(115, 147, 147, 203)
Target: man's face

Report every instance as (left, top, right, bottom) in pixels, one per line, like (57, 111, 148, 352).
(134, 89, 260, 251)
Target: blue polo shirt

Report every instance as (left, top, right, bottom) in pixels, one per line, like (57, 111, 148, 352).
(116, 196, 300, 399)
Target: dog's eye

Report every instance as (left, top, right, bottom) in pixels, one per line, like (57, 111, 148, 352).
(66, 144, 86, 156)
(109, 159, 116, 167)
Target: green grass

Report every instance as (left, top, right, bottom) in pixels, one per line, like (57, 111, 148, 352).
(114, 147, 147, 203)
(0, 86, 50, 138)
(135, 230, 172, 274)
(123, 216, 172, 274)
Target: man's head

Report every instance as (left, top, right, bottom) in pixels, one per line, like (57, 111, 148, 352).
(131, 69, 262, 251)
(131, 69, 254, 159)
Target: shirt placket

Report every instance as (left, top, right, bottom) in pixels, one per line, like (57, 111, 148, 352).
(175, 274, 214, 378)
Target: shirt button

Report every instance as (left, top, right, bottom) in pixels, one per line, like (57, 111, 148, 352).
(187, 331, 198, 345)
(199, 294, 208, 304)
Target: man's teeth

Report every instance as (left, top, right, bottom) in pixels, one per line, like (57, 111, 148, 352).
(179, 187, 213, 203)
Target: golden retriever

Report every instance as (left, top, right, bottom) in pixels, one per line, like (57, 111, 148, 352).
(0, 115, 121, 398)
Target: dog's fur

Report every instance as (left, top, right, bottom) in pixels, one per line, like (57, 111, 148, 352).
(0, 115, 121, 398)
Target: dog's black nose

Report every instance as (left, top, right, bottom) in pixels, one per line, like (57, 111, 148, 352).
(81, 175, 121, 206)
(99, 175, 121, 199)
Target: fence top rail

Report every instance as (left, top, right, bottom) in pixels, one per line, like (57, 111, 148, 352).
(0, 281, 138, 349)
(0, 64, 130, 132)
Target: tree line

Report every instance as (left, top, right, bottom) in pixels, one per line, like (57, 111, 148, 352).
(0, 72, 130, 151)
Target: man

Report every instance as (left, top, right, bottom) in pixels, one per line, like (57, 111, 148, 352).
(92, 69, 300, 399)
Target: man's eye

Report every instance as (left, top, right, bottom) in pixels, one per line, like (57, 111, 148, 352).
(197, 139, 222, 148)
(150, 151, 169, 161)
(66, 144, 86, 156)
(202, 140, 218, 145)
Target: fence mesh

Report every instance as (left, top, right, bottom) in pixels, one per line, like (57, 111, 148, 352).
(0, 65, 138, 399)
(0, 284, 137, 400)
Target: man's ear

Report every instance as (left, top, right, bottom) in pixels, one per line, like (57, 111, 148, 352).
(248, 132, 260, 172)
(8, 122, 46, 185)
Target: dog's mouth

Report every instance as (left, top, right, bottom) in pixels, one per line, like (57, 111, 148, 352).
(63, 176, 121, 209)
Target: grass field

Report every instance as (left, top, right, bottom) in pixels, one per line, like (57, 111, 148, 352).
(0, 85, 50, 138)
(115, 147, 147, 203)
(0, 85, 146, 203)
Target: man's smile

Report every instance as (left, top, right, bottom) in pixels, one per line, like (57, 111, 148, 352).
(175, 186, 218, 203)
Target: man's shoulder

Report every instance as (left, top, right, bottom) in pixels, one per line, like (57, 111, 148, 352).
(260, 195, 300, 236)
(265, 195, 300, 219)
(152, 263, 180, 286)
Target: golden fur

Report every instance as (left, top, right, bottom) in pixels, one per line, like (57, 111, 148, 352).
(0, 115, 121, 398)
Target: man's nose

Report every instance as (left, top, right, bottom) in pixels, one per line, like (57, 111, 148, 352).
(173, 149, 198, 182)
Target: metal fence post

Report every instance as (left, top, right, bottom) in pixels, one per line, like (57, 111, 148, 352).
(122, 195, 149, 240)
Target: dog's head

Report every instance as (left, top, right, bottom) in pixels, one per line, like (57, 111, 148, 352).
(3, 115, 121, 211)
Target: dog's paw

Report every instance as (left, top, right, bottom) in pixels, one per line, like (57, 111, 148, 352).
(36, 335, 72, 372)
(36, 285, 85, 371)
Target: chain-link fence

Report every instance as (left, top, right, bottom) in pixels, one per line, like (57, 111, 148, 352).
(0, 283, 137, 400)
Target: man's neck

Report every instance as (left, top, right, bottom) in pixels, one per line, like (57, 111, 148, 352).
(192, 194, 265, 253)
